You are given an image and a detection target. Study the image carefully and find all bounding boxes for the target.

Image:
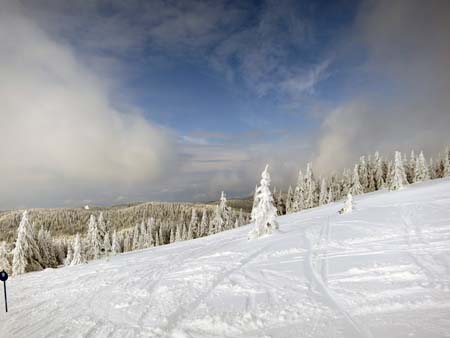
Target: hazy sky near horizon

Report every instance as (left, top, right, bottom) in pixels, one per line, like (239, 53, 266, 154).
(1, 0, 449, 208)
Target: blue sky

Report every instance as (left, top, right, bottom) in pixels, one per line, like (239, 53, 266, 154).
(1, 0, 449, 208)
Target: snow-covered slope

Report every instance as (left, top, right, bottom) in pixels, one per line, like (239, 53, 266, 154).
(1, 179, 450, 338)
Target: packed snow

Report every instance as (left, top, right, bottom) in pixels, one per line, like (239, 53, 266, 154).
(1, 179, 450, 338)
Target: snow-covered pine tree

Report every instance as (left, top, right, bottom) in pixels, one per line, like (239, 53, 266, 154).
(146, 217, 155, 247)
(87, 215, 101, 259)
(219, 191, 231, 229)
(251, 185, 258, 221)
(326, 186, 334, 204)
(155, 231, 160, 247)
(211, 205, 224, 234)
(276, 190, 285, 215)
(350, 164, 364, 195)
(189, 209, 198, 237)
(112, 230, 121, 255)
(389, 151, 408, 190)
(408, 150, 416, 183)
(199, 208, 208, 237)
(358, 156, 369, 192)
(374, 151, 385, 190)
(138, 220, 147, 249)
(429, 158, 435, 179)
(103, 232, 111, 256)
(414, 151, 430, 182)
(186, 223, 193, 240)
(285, 185, 293, 213)
(444, 147, 450, 177)
(37, 226, 57, 268)
(64, 241, 73, 266)
(12, 211, 42, 276)
(248, 165, 279, 239)
(238, 209, 245, 227)
(341, 168, 352, 196)
(123, 232, 131, 252)
(291, 170, 305, 212)
(175, 225, 182, 241)
(169, 228, 175, 243)
(71, 233, 85, 265)
(305, 163, 318, 209)
(319, 178, 328, 206)
(132, 223, 140, 250)
(0, 241, 11, 274)
(97, 212, 107, 244)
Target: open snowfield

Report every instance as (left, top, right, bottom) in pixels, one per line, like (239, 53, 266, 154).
(1, 179, 450, 338)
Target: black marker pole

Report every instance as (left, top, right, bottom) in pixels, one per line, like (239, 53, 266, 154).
(0, 270, 8, 313)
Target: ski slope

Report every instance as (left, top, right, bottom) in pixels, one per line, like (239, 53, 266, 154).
(1, 179, 450, 338)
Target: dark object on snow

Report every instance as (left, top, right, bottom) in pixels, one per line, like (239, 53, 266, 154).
(0, 270, 8, 312)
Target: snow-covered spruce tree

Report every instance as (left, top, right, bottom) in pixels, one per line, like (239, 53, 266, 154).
(319, 178, 328, 206)
(408, 150, 417, 183)
(350, 164, 364, 195)
(414, 151, 430, 182)
(37, 226, 57, 268)
(211, 205, 224, 234)
(443, 147, 450, 177)
(175, 224, 182, 241)
(358, 156, 369, 192)
(131, 223, 140, 250)
(138, 220, 147, 249)
(87, 215, 101, 260)
(111, 230, 121, 255)
(189, 209, 198, 238)
(251, 185, 258, 221)
(103, 232, 111, 257)
(238, 209, 245, 227)
(304, 163, 318, 209)
(0, 241, 11, 274)
(389, 151, 408, 190)
(374, 151, 385, 190)
(97, 212, 107, 245)
(199, 208, 208, 237)
(291, 170, 305, 212)
(219, 191, 231, 229)
(276, 190, 285, 215)
(285, 186, 293, 213)
(146, 218, 155, 247)
(64, 241, 73, 266)
(12, 211, 42, 276)
(71, 233, 85, 265)
(248, 165, 279, 239)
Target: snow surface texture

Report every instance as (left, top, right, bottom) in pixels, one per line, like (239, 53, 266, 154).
(1, 179, 450, 338)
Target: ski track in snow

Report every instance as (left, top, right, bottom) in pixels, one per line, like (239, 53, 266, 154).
(2, 179, 450, 337)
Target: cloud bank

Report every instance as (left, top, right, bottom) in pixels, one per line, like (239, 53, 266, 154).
(0, 2, 176, 208)
(314, 0, 450, 174)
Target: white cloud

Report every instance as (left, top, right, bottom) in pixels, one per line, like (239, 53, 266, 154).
(0, 2, 176, 208)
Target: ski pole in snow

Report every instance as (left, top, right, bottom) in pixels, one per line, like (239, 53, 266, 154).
(0, 270, 8, 312)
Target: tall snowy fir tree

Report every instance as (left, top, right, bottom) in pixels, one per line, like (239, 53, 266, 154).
(292, 170, 305, 212)
(71, 233, 85, 265)
(249, 165, 279, 239)
(319, 178, 328, 206)
(12, 211, 42, 276)
(112, 230, 121, 255)
(350, 164, 364, 195)
(87, 215, 101, 259)
(219, 191, 230, 229)
(390, 151, 408, 190)
(0, 241, 11, 274)
(64, 242, 73, 266)
(414, 151, 430, 182)
(189, 209, 198, 237)
(199, 208, 208, 237)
